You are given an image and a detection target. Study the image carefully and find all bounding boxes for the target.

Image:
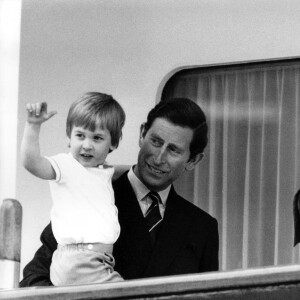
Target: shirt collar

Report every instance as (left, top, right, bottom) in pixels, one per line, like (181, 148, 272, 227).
(127, 167, 170, 206)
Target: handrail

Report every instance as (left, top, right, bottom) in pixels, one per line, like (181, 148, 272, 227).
(0, 199, 22, 289)
(1, 264, 300, 299)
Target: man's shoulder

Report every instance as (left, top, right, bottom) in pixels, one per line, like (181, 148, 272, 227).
(173, 191, 217, 224)
(112, 171, 130, 189)
(112, 171, 133, 202)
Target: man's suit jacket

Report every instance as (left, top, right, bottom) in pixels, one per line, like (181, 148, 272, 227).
(19, 172, 219, 287)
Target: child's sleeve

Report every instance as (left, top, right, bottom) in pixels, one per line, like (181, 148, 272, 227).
(45, 153, 70, 183)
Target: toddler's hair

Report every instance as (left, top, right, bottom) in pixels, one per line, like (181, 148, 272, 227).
(66, 92, 126, 148)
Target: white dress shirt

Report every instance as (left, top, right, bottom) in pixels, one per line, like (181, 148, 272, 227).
(127, 167, 171, 217)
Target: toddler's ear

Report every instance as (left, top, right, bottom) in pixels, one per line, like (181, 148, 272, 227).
(108, 145, 116, 154)
(109, 144, 117, 152)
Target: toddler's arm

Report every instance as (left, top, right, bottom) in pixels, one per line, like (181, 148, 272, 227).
(113, 165, 130, 181)
(21, 102, 57, 180)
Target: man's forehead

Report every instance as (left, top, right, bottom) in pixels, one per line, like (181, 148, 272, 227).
(148, 118, 193, 146)
(150, 117, 191, 131)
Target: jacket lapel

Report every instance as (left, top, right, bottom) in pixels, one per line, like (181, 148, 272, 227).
(144, 187, 193, 277)
(114, 173, 152, 277)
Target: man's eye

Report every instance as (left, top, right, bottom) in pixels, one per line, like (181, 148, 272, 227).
(76, 133, 83, 138)
(151, 138, 161, 146)
(169, 146, 180, 154)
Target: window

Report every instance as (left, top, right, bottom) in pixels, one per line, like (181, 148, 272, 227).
(162, 60, 300, 270)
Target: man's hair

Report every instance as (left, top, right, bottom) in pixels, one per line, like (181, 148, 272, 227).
(143, 98, 208, 159)
(66, 92, 126, 148)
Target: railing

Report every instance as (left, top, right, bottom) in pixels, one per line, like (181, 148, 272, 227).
(1, 199, 300, 299)
(0, 199, 22, 289)
(1, 264, 300, 299)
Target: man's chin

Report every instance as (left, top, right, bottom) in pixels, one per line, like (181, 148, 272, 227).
(143, 172, 168, 191)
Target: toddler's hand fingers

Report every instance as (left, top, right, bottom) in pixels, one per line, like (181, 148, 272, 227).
(26, 103, 34, 114)
(46, 110, 57, 120)
(35, 102, 45, 116)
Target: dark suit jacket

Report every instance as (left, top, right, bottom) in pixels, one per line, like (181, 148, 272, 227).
(293, 189, 300, 246)
(20, 172, 219, 287)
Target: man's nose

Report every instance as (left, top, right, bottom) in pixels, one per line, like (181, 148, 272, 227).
(153, 147, 167, 164)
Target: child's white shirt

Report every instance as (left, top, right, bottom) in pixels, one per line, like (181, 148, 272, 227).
(46, 153, 120, 245)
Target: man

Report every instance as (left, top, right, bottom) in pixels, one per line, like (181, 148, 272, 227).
(20, 98, 219, 286)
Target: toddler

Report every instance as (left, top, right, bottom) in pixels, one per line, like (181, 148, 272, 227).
(21, 92, 126, 285)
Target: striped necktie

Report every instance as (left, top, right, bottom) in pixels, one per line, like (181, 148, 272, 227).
(145, 191, 162, 246)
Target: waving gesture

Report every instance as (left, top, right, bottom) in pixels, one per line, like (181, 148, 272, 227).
(26, 102, 57, 124)
(21, 102, 57, 180)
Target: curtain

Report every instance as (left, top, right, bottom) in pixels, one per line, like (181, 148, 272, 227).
(162, 61, 300, 271)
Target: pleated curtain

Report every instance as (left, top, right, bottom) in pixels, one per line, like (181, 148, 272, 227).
(162, 61, 300, 271)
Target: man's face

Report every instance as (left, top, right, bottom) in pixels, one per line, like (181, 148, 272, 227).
(134, 118, 201, 191)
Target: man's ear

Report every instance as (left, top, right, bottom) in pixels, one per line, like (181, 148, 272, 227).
(67, 137, 71, 148)
(138, 123, 147, 147)
(185, 153, 204, 171)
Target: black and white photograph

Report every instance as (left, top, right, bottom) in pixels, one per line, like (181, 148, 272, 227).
(1, 0, 300, 299)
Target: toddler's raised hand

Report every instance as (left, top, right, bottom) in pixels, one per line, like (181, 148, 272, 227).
(26, 102, 57, 124)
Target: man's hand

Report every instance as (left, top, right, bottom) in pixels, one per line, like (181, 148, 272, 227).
(26, 102, 57, 125)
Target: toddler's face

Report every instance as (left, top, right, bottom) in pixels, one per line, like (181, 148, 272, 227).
(68, 125, 115, 167)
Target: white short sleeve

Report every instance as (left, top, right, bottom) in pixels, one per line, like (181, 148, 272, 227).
(45, 153, 75, 183)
